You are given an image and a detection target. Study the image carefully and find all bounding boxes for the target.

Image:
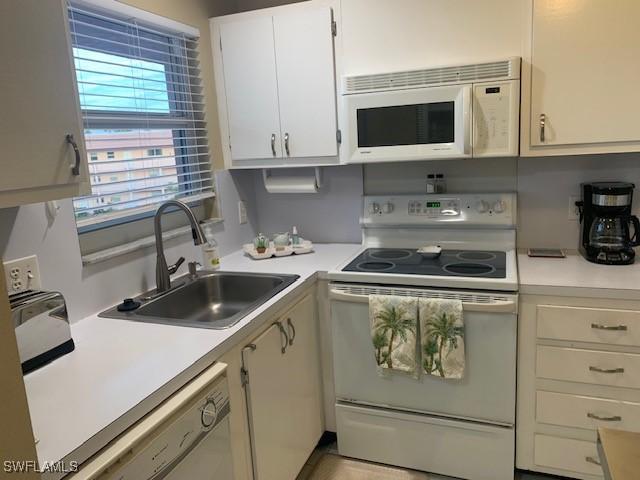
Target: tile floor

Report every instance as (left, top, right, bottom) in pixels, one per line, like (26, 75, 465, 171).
(297, 442, 561, 480)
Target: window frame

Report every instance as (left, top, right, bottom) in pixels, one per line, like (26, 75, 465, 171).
(68, 1, 214, 235)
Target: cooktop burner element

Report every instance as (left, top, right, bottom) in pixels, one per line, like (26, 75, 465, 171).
(356, 261, 396, 271)
(368, 249, 413, 260)
(343, 248, 506, 278)
(456, 251, 497, 262)
(443, 263, 496, 276)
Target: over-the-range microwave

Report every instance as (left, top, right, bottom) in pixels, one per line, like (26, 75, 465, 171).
(340, 58, 520, 163)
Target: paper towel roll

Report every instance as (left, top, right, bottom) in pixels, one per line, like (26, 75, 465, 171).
(262, 168, 321, 194)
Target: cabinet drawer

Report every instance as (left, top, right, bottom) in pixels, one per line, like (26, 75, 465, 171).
(537, 390, 640, 432)
(537, 305, 640, 347)
(537, 346, 640, 389)
(534, 435, 602, 477)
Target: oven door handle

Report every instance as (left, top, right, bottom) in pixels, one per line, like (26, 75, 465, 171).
(329, 289, 517, 313)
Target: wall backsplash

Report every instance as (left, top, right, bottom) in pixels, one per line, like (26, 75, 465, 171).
(517, 153, 640, 250)
(252, 165, 364, 243)
(0, 170, 257, 322)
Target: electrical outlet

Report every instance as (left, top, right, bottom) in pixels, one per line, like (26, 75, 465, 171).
(3, 255, 41, 294)
(238, 201, 247, 225)
(568, 195, 581, 221)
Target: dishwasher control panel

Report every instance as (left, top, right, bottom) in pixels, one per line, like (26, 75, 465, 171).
(97, 370, 230, 480)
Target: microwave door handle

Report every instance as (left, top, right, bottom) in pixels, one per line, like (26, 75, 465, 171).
(329, 288, 516, 313)
(462, 86, 472, 156)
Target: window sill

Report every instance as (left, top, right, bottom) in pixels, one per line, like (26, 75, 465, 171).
(81, 218, 223, 266)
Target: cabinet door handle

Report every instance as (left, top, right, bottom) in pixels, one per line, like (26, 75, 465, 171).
(589, 366, 624, 374)
(275, 321, 289, 354)
(539, 113, 546, 142)
(585, 456, 601, 466)
(587, 412, 622, 422)
(284, 132, 290, 156)
(591, 323, 627, 331)
(66, 134, 81, 176)
(286, 318, 296, 346)
(271, 133, 276, 157)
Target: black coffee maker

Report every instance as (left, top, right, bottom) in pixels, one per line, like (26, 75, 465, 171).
(578, 182, 640, 265)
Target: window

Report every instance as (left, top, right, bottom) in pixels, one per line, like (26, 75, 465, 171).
(68, 3, 213, 229)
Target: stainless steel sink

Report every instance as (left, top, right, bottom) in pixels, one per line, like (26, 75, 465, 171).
(100, 271, 299, 329)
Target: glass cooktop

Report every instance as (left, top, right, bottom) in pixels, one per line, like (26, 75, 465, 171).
(342, 248, 507, 278)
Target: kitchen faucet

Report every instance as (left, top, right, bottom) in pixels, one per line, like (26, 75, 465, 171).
(154, 200, 206, 293)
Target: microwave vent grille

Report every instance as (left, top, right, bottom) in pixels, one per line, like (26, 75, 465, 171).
(343, 58, 520, 94)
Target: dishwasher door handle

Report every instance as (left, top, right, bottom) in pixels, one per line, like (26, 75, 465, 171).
(329, 289, 517, 313)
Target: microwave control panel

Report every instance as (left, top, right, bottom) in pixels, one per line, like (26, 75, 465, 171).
(472, 80, 519, 158)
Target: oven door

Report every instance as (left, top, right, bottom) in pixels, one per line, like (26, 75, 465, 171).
(343, 84, 471, 163)
(329, 283, 517, 426)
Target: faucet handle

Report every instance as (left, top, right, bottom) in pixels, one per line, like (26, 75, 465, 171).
(188, 261, 202, 276)
(168, 256, 185, 275)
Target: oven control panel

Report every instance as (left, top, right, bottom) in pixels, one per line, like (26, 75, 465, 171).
(363, 193, 516, 226)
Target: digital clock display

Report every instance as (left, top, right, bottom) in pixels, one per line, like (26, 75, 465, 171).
(426, 202, 441, 208)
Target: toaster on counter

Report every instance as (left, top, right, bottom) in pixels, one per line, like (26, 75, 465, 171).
(10, 290, 75, 374)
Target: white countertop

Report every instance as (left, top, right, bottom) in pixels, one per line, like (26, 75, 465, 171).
(23, 243, 361, 473)
(518, 252, 640, 300)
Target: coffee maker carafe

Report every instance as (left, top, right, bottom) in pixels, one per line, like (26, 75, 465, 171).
(578, 182, 640, 265)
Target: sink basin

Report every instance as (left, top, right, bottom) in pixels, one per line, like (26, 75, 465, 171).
(100, 271, 299, 329)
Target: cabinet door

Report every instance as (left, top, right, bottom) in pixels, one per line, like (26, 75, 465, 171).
(280, 294, 323, 469)
(220, 16, 282, 161)
(243, 295, 322, 480)
(273, 7, 338, 158)
(530, 0, 640, 148)
(0, 0, 88, 207)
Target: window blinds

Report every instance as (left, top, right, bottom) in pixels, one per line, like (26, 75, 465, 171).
(68, 2, 213, 227)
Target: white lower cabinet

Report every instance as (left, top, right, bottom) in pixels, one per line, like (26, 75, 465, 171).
(534, 435, 602, 477)
(518, 295, 640, 480)
(242, 294, 323, 480)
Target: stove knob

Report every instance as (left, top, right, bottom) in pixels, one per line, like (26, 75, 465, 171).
(475, 200, 489, 214)
(382, 202, 394, 214)
(492, 200, 505, 214)
(368, 202, 380, 214)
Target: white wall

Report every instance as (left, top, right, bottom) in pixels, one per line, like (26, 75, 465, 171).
(517, 153, 640, 250)
(252, 165, 363, 243)
(364, 158, 517, 195)
(0, 170, 257, 322)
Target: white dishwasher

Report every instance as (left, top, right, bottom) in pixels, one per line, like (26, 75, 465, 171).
(68, 363, 233, 480)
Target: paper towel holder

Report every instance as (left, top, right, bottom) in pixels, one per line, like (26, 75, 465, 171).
(262, 167, 323, 192)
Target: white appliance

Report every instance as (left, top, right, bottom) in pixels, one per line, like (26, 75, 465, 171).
(327, 193, 518, 480)
(341, 58, 520, 163)
(68, 363, 233, 480)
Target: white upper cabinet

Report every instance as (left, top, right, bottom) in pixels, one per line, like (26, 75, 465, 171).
(0, 0, 88, 208)
(219, 16, 282, 160)
(212, 3, 339, 168)
(522, 0, 640, 156)
(273, 8, 338, 159)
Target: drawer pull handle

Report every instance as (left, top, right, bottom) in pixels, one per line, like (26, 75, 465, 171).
(591, 323, 627, 331)
(589, 366, 624, 374)
(587, 412, 622, 422)
(585, 456, 601, 466)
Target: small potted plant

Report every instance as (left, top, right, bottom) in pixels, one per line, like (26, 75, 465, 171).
(254, 233, 268, 254)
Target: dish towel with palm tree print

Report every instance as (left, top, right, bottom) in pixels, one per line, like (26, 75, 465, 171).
(419, 298, 465, 379)
(369, 295, 418, 376)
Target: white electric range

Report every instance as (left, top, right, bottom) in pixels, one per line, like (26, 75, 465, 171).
(327, 193, 518, 480)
